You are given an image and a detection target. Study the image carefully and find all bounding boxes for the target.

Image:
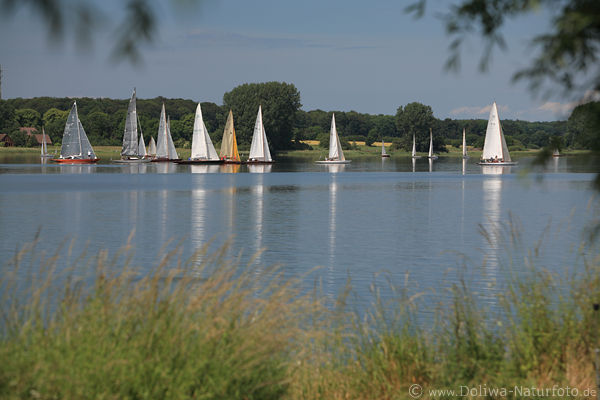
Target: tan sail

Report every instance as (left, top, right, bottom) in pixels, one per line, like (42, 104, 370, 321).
(219, 110, 240, 162)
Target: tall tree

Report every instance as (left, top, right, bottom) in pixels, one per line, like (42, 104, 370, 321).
(395, 102, 436, 152)
(223, 82, 302, 151)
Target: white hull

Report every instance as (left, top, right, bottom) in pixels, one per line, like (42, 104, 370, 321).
(478, 161, 518, 166)
(315, 160, 352, 164)
(113, 158, 152, 164)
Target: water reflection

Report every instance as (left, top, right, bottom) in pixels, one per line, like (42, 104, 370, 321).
(59, 164, 97, 174)
(253, 174, 265, 265)
(326, 164, 346, 173)
(191, 184, 207, 253)
(190, 164, 220, 174)
(328, 174, 338, 298)
(155, 162, 177, 174)
(481, 173, 503, 274)
(221, 164, 241, 173)
(428, 158, 433, 172)
(248, 164, 272, 173)
(412, 157, 416, 172)
(462, 158, 467, 175)
(481, 165, 511, 175)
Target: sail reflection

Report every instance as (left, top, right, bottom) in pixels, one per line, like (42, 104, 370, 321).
(481, 176, 502, 275)
(462, 158, 467, 175)
(412, 157, 416, 172)
(428, 158, 433, 172)
(481, 165, 511, 175)
(327, 164, 345, 174)
(190, 164, 220, 174)
(191, 186, 207, 252)
(221, 164, 241, 173)
(328, 175, 338, 299)
(252, 174, 265, 265)
(248, 164, 272, 173)
(155, 162, 177, 174)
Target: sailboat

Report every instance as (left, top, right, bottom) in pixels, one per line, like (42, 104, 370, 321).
(247, 105, 274, 164)
(114, 88, 150, 163)
(411, 134, 420, 159)
(315, 113, 351, 164)
(381, 139, 390, 158)
(552, 148, 561, 157)
(138, 122, 147, 159)
(177, 103, 221, 164)
(219, 110, 241, 164)
(52, 102, 99, 164)
(462, 128, 469, 159)
(427, 128, 438, 160)
(148, 136, 157, 158)
(478, 102, 517, 165)
(40, 127, 52, 158)
(153, 103, 180, 162)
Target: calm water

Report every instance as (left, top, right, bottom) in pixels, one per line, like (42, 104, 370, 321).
(1, 154, 598, 308)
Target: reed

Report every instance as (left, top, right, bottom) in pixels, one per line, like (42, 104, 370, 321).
(1, 222, 599, 399)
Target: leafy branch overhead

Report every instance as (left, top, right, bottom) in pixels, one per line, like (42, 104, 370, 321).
(408, 0, 600, 97)
(0, 0, 158, 63)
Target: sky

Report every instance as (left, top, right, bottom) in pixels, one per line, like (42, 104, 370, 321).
(0, 0, 589, 121)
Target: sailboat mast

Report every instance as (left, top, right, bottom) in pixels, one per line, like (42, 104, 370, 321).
(75, 102, 82, 156)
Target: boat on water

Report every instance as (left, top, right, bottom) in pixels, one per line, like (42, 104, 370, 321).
(552, 148, 561, 157)
(411, 134, 420, 159)
(176, 103, 222, 165)
(247, 105, 274, 164)
(40, 127, 52, 158)
(462, 127, 469, 159)
(427, 128, 438, 160)
(52, 102, 99, 164)
(219, 110, 241, 164)
(138, 119, 148, 159)
(315, 113, 351, 164)
(381, 139, 390, 158)
(114, 89, 150, 163)
(152, 104, 180, 162)
(478, 102, 517, 165)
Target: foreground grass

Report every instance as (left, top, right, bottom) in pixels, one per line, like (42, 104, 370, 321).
(1, 223, 599, 399)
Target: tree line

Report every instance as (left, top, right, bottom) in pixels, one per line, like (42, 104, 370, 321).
(0, 82, 596, 152)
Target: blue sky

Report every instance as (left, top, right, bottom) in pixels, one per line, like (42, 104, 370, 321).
(0, 0, 584, 121)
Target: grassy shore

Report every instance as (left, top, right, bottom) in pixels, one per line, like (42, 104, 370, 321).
(1, 226, 599, 399)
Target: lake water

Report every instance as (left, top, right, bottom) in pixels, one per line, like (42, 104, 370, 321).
(1, 154, 598, 309)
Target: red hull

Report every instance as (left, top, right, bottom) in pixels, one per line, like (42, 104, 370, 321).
(52, 158, 100, 164)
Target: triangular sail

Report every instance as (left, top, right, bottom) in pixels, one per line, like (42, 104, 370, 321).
(428, 128, 433, 158)
(156, 104, 168, 158)
(462, 128, 467, 157)
(191, 103, 219, 160)
(219, 110, 240, 161)
(121, 88, 138, 157)
(412, 134, 416, 157)
(328, 113, 345, 161)
(137, 114, 147, 157)
(381, 139, 387, 156)
(166, 116, 179, 159)
(138, 132, 147, 157)
(148, 136, 157, 156)
(60, 102, 95, 159)
(248, 105, 272, 162)
(482, 102, 512, 162)
(41, 127, 47, 156)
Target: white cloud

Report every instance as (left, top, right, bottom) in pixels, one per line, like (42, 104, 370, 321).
(535, 90, 600, 118)
(449, 103, 509, 118)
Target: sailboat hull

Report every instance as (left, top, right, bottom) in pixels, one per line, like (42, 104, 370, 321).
(315, 160, 352, 164)
(151, 158, 182, 163)
(113, 158, 152, 164)
(381, 154, 390, 158)
(52, 158, 100, 164)
(245, 160, 275, 164)
(478, 161, 517, 166)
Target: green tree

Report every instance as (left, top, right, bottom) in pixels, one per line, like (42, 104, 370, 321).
(15, 108, 41, 128)
(395, 102, 436, 152)
(0, 101, 18, 133)
(567, 101, 600, 149)
(223, 82, 302, 151)
(366, 128, 378, 147)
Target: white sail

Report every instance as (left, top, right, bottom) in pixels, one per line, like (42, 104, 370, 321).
(248, 105, 273, 162)
(166, 116, 179, 159)
(156, 103, 168, 158)
(428, 128, 434, 158)
(138, 132, 147, 157)
(328, 113, 345, 161)
(462, 127, 468, 158)
(481, 102, 512, 162)
(41, 127, 49, 156)
(148, 136, 157, 156)
(59, 102, 96, 159)
(381, 140, 387, 156)
(191, 103, 219, 160)
(121, 88, 138, 157)
(412, 134, 417, 157)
